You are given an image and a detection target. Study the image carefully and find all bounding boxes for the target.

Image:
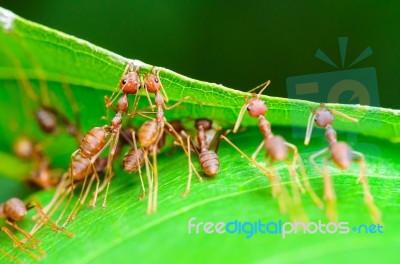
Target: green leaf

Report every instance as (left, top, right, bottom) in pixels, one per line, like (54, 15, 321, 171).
(0, 7, 399, 264)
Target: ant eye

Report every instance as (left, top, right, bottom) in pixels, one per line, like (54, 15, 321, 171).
(247, 106, 251, 111)
(122, 79, 127, 85)
(154, 78, 159, 83)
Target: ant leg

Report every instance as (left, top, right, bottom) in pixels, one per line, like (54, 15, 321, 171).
(162, 96, 203, 110)
(331, 109, 359, 123)
(56, 150, 81, 224)
(102, 132, 121, 209)
(144, 149, 154, 215)
(304, 112, 316, 145)
(150, 128, 165, 213)
(321, 158, 337, 222)
(88, 166, 101, 208)
(26, 202, 74, 237)
(131, 130, 146, 200)
(247, 80, 271, 94)
(0, 249, 22, 264)
(269, 166, 287, 213)
(221, 136, 274, 182)
(1, 227, 41, 260)
(5, 220, 41, 250)
(181, 134, 193, 197)
(292, 152, 324, 208)
(29, 175, 70, 237)
(165, 122, 203, 183)
(352, 151, 382, 224)
(309, 147, 329, 175)
(284, 142, 305, 192)
(64, 165, 94, 225)
(128, 91, 141, 117)
(142, 75, 156, 111)
(233, 104, 248, 133)
(208, 127, 223, 153)
(67, 171, 96, 223)
(251, 140, 264, 161)
(128, 130, 146, 201)
(155, 68, 169, 103)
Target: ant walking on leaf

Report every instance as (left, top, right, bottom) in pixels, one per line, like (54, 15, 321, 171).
(305, 103, 382, 223)
(221, 81, 322, 219)
(0, 198, 72, 261)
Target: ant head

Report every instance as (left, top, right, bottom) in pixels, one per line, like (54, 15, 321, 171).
(246, 98, 268, 118)
(195, 119, 213, 131)
(314, 107, 334, 128)
(4, 198, 27, 221)
(144, 72, 161, 94)
(120, 71, 140, 94)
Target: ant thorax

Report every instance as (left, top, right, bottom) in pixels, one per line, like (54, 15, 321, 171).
(259, 116, 273, 138)
(325, 125, 337, 145)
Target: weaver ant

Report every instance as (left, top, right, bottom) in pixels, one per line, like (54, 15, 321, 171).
(138, 67, 202, 214)
(13, 137, 62, 191)
(0, 198, 72, 260)
(38, 62, 144, 228)
(305, 103, 381, 223)
(222, 81, 322, 218)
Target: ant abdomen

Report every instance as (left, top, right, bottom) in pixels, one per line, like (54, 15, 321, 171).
(71, 156, 93, 181)
(330, 142, 353, 169)
(123, 148, 145, 173)
(2, 198, 27, 221)
(138, 121, 159, 148)
(35, 108, 57, 133)
(265, 136, 288, 161)
(199, 150, 219, 177)
(80, 127, 107, 158)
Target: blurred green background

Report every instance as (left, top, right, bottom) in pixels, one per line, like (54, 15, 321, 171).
(0, 0, 398, 109)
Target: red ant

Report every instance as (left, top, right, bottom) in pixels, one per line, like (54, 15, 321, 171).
(0, 198, 72, 260)
(36, 62, 142, 228)
(13, 137, 62, 190)
(138, 67, 202, 214)
(173, 119, 222, 197)
(193, 119, 221, 177)
(222, 81, 322, 218)
(305, 102, 381, 223)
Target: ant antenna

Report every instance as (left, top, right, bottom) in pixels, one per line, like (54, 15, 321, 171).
(304, 109, 316, 145)
(247, 80, 271, 95)
(233, 103, 248, 133)
(331, 109, 359, 123)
